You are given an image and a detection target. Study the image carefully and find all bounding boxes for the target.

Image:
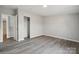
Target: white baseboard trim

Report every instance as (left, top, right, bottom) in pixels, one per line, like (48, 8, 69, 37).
(18, 34, 79, 43)
(31, 35, 45, 39)
(30, 34, 43, 38)
(44, 34, 79, 43)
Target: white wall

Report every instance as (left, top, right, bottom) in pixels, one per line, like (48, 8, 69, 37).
(18, 9, 43, 41)
(44, 14, 79, 42)
(16, 8, 79, 42)
(24, 17, 28, 37)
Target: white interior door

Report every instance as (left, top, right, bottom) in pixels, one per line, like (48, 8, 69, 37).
(8, 15, 17, 41)
(14, 15, 17, 41)
(8, 16, 14, 38)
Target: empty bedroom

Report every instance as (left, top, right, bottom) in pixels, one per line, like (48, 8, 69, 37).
(0, 5, 79, 54)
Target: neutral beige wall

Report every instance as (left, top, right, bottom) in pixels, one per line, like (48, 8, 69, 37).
(44, 14, 79, 42)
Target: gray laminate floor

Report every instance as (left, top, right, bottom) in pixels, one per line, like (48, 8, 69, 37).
(0, 35, 79, 54)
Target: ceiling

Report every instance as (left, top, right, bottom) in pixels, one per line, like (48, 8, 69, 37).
(1, 5, 79, 16)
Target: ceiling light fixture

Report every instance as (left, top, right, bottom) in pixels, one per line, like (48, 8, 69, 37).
(43, 5, 47, 7)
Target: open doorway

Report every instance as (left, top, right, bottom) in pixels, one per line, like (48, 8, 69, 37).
(24, 16, 30, 40)
(2, 15, 17, 47)
(3, 20, 7, 47)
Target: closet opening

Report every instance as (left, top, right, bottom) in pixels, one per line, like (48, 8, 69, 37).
(24, 16, 30, 40)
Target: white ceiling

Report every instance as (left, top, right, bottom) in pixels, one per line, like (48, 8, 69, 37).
(1, 5, 79, 16)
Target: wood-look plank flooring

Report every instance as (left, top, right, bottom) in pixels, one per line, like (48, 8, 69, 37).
(0, 35, 79, 54)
